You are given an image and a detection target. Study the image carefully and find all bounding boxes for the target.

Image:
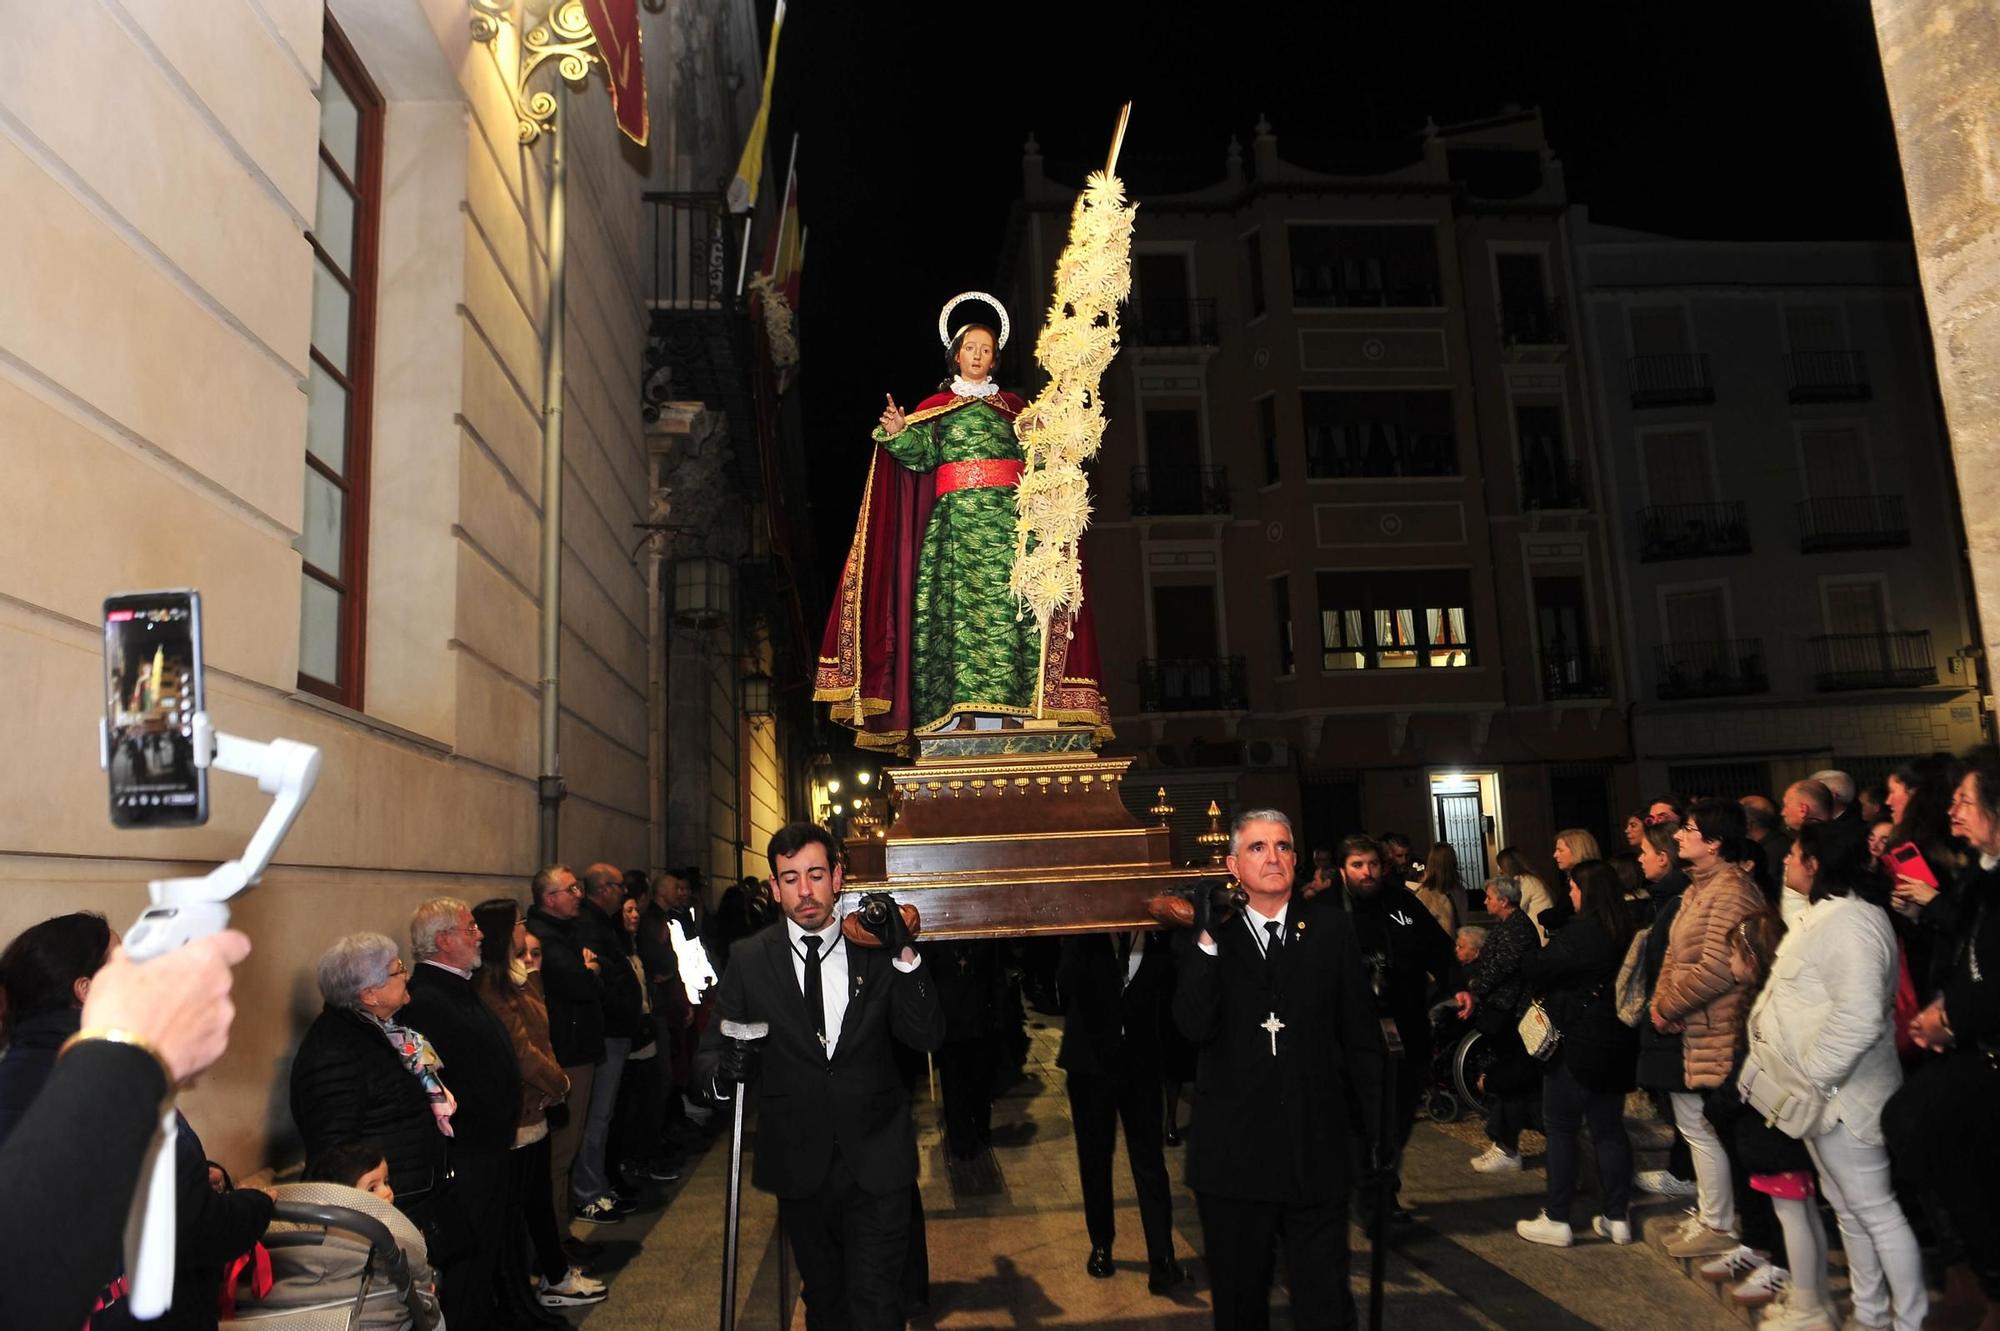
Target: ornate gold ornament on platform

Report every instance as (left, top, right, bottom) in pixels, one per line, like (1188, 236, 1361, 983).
(469, 0, 601, 144)
(1196, 799, 1230, 866)
(1150, 786, 1176, 827)
(1011, 105, 1137, 713)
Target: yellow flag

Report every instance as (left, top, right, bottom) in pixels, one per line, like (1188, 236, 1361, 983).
(726, 0, 785, 213)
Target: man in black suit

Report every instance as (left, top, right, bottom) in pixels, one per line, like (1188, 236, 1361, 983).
(1059, 927, 1185, 1293)
(698, 821, 947, 1331)
(400, 896, 524, 1331)
(1175, 809, 1387, 1331)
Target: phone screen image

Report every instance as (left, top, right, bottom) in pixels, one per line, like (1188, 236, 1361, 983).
(103, 590, 207, 828)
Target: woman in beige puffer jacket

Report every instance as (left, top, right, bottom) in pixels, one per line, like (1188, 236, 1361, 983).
(1647, 799, 1769, 1256)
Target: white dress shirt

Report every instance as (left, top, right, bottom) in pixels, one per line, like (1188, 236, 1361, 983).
(784, 914, 924, 1059)
(786, 917, 850, 1058)
(1196, 899, 1291, 957)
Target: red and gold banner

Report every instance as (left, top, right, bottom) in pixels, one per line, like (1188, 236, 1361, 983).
(578, 0, 647, 146)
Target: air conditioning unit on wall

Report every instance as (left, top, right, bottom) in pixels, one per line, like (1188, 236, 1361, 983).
(1245, 738, 1291, 770)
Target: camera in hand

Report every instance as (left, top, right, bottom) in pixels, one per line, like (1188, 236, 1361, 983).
(1147, 880, 1250, 929)
(103, 590, 207, 828)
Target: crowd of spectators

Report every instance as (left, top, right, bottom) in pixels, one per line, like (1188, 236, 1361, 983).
(0, 861, 734, 1329)
(1369, 751, 1999, 1331)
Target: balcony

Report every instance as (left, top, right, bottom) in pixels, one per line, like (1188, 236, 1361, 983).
(1786, 350, 1871, 404)
(1130, 465, 1230, 517)
(1807, 631, 1936, 691)
(1542, 649, 1612, 701)
(1138, 657, 1249, 712)
(640, 192, 753, 455)
(1655, 639, 1768, 700)
(1128, 298, 1219, 350)
(1502, 298, 1568, 350)
(1638, 501, 1751, 562)
(1797, 495, 1910, 553)
(1520, 459, 1589, 511)
(1628, 353, 1715, 407)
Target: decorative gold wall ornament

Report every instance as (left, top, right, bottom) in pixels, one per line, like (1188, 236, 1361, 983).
(469, 0, 601, 144)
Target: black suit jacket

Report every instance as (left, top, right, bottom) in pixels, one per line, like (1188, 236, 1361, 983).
(1173, 893, 1387, 1204)
(1058, 930, 1174, 1080)
(698, 924, 946, 1199)
(400, 963, 524, 1154)
(525, 906, 606, 1066)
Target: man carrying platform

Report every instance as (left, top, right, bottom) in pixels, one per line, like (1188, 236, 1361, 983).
(697, 822, 945, 1331)
(1174, 809, 1387, 1330)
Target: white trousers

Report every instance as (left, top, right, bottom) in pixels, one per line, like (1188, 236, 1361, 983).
(1669, 1091, 1738, 1234)
(1807, 1121, 1929, 1331)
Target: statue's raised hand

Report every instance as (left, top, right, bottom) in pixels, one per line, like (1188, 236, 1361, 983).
(878, 394, 906, 437)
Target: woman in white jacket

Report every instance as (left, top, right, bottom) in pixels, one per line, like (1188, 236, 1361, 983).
(1750, 819, 1927, 1331)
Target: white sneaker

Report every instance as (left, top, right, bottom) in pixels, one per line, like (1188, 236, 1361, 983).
(1667, 1210, 1707, 1245)
(1591, 1215, 1633, 1245)
(1730, 1261, 1790, 1308)
(1634, 1168, 1698, 1198)
(1698, 1245, 1768, 1283)
(1665, 1222, 1742, 1259)
(1759, 1294, 1835, 1331)
(1471, 1145, 1523, 1174)
(1516, 1211, 1574, 1248)
(539, 1269, 609, 1306)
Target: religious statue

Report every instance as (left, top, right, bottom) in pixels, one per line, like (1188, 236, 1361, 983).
(814, 292, 1112, 752)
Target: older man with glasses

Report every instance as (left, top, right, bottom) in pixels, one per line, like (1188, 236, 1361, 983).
(527, 864, 617, 1224)
(402, 897, 523, 1330)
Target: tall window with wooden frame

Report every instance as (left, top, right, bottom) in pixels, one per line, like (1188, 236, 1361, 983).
(298, 18, 381, 706)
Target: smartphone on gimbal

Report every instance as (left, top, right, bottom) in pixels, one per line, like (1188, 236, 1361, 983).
(102, 589, 208, 828)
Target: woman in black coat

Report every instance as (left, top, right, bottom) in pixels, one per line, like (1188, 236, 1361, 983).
(1632, 825, 1698, 1197)
(289, 933, 445, 1221)
(1516, 859, 1638, 1248)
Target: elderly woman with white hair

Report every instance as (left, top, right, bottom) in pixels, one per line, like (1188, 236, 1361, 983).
(289, 932, 451, 1225)
(1467, 874, 1545, 1174)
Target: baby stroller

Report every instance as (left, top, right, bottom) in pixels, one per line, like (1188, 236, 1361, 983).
(1421, 999, 1499, 1124)
(221, 1193, 431, 1331)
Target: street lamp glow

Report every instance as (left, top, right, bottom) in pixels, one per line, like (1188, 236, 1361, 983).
(858, 771, 873, 786)
(828, 777, 841, 795)
(833, 802, 844, 814)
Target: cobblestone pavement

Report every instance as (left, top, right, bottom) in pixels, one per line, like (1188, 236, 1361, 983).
(566, 1017, 1749, 1330)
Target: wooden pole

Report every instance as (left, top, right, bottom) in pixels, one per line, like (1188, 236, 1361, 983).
(1105, 102, 1133, 176)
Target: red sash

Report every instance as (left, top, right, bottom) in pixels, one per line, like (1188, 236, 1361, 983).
(933, 458, 1024, 496)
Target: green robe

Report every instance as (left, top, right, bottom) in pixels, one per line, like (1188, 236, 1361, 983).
(875, 398, 1040, 731)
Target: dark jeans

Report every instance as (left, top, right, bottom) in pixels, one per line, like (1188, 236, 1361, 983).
(779, 1151, 911, 1331)
(1196, 1191, 1354, 1331)
(610, 1047, 667, 1171)
(436, 1146, 509, 1331)
(515, 1133, 569, 1284)
(1541, 1061, 1632, 1224)
(1485, 1090, 1540, 1154)
(1067, 1068, 1176, 1263)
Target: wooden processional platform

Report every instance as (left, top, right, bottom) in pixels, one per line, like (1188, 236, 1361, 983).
(837, 727, 1215, 940)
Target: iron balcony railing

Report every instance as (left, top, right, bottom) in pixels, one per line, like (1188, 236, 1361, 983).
(1627, 352, 1715, 407)
(1796, 495, 1909, 553)
(1129, 298, 1219, 349)
(1138, 657, 1249, 712)
(1542, 648, 1612, 701)
(1130, 465, 1230, 517)
(1501, 298, 1567, 346)
(1520, 459, 1589, 511)
(1807, 631, 1936, 691)
(1786, 350, 1871, 404)
(1638, 501, 1751, 562)
(1656, 639, 1768, 700)
(641, 191, 749, 434)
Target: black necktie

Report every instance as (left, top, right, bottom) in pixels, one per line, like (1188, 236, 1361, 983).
(1265, 921, 1283, 967)
(802, 935, 826, 1048)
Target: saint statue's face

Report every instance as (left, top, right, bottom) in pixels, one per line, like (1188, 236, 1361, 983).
(954, 327, 997, 382)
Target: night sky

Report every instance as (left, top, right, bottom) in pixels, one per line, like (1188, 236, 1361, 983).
(763, 1, 1911, 618)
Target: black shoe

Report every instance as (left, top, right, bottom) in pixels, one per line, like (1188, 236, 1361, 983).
(1086, 1247, 1115, 1279)
(1147, 1259, 1188, 1294)
(1388, 1204, 1416, 1225)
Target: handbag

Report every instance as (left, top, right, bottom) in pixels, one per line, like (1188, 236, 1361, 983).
(1614, 926, 1652, 1028)
(1517, 999, 1560, 1061)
